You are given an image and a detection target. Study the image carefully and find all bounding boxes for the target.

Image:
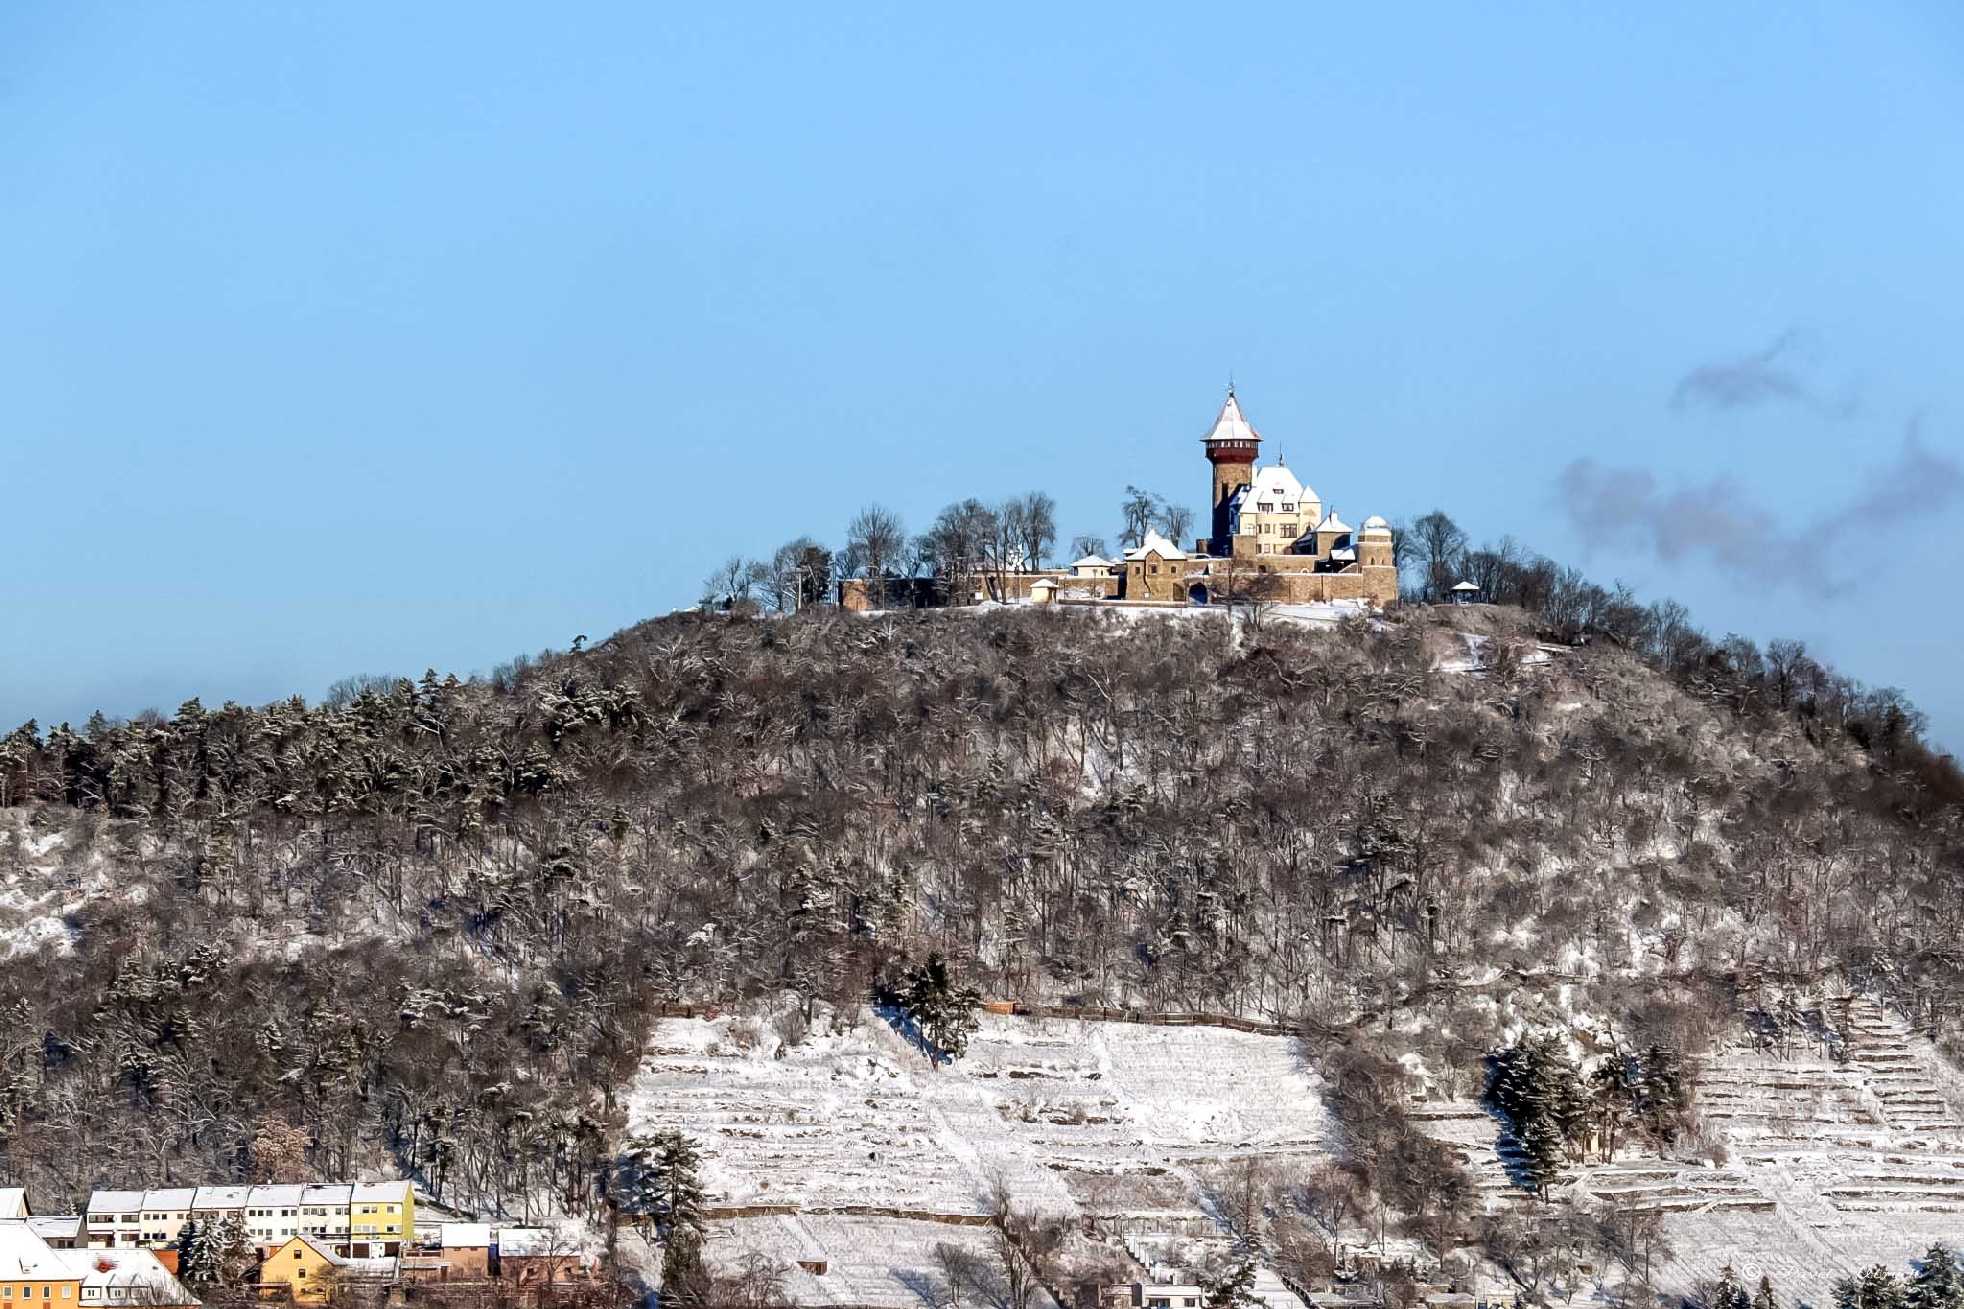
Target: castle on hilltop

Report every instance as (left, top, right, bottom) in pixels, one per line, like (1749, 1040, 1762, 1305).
(840, 387, 1399, 610)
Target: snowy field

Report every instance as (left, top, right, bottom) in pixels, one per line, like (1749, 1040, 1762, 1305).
(627, 1007, 1333, 1223)
(638, 995, 1964, 1305)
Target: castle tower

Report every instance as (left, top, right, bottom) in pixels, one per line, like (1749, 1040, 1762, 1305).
(1202, 386, 1261, 554)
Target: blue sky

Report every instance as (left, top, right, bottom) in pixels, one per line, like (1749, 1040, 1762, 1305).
(4, 4, 1963, 746)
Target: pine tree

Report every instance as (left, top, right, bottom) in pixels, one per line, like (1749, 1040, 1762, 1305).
(213, 1213, 256, 1288)
(1755, 1275, 1779, 1309)
(176, 1218, 220, 1286)
(1909, 1244, 1964, 1309)
(1204, 1260, 1260, 1309)
(1836, 1266, 1907, 1309)
(653, 1130, 707, 1243)
(900, 953, 982, 1066)
(1712, 1264, 1747, 1309)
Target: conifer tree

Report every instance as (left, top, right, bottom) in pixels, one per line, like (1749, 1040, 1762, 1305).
(900, 953, 982, 1067)
(1755, 1275, 1779, 1309)
(1712, 1264, 1748, 1309)
(176, 1218, 220, 1286)
(1909, 1244, 1964, 1309)
(1835, 1266, 1907, 1309)
(1204, 1260, 1260, 1309)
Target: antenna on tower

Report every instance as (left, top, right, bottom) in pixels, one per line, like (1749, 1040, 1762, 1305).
(1227, 370, 1236, 398)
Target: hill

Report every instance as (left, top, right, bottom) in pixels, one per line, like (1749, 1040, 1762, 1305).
(2, 599, 1961, 1302)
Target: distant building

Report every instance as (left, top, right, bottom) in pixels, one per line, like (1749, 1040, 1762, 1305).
(0, 1221, 196, 1308)
(28, 1218, 81, 1250)
(494, 1228, 598, 1288)
(840, 388, 1398, 611)
(87, 1182, 414, 1259)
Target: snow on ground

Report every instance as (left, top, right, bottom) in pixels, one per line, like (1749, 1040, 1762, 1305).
(703, 1214, 1060, 1309)
(627, 1007, 1332, 1224)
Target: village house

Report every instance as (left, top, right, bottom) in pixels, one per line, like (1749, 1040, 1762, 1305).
(86, 1183, 414, 1260)
(492, 1229, 598, 1288)
(254, 1235, 390, 1305)
(0, 1222, 196, 1309)
(25, 1220, 80, 1252)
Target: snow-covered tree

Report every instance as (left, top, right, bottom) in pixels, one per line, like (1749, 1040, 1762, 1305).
(1204, 1260, 1261, 1309)
(898, 953, 982, 1067)
(1835, 1266, 1907, 1309)
(1909, 1244, 1964, 1309)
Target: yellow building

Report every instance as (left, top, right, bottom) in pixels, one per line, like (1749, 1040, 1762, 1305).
(347, 1183, 413, 1257)
(257, 1236, 344, 1304)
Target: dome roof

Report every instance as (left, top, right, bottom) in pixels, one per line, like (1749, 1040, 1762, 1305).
(1360, 515, 1391, 536)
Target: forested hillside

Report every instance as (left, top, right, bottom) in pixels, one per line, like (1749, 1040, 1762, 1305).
(0, 596, 1958, 1237)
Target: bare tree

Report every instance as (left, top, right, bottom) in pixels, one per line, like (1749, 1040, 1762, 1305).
(1408, 509, 1467, 603)
(1069, 533, 1108, 561)
(1155, 498, 1195, 548)
(918, 499, 997, 604)
(701, 556, 758, 612)
(1119, 486, 1157, 549)
(845, 504, 907, 607)
(1011, 491, 1057, 571)
(986, 1176, 1065, 1309)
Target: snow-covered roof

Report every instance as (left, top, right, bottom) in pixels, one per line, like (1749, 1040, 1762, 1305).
(147, 1188, 196, 1210)
(1451, 580, 1481, 592)
(0, 1190, 25, 1220)
(28, 1217, 80, 1242)
(348, 1181, 410, 1204)
(56, 1247, 194, 1301)
(0, 1222, 65, 1277)
(280, 1234, 349, 1267)
(1069, 554, 1113, 569)
(87, 1191, 146, 1214)
(1329, 548, 1356, 562)
(1200, 389, 1262, 446)
(247, 1185, 307, 1207)
(1360, 514, 1390, 533)
(497, 1227, 600, 1258)
(1314, 511, 1352, 535)
(192, 1186, 249, 1209)
(1122, 529, 1188, 562)
(440, 1223, 492, 1249)
(1246, 462, 1304, 507)
(301, 1185, 353, 1204)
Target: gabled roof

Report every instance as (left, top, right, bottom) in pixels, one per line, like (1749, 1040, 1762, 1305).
(276, 1234, 349, 1267)
(191, 1186, 249, 1209)
(147, 1188, 197, 1210)
(0, 1222, 65, 1278)
(246, 1185, 308, 1207)
(440, 1223, 492, 1249)
(1246, 463, 1307, 507)
(348, 1181, 410, 1204)
(28, 1217, 81, 1242)
(301, 1185, 353, 1204)
(1451, 580, 1482, 592)
(1314, 511, 1352, 535)
(87, 1191, 146, 1214)
(1069, 554, 1113, 569)
(1201, 389, 1262, 446)
(1122, 529, 1188, 562)
(55, 1246, 195, 1301)
(0, 1190, 26, 1219)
